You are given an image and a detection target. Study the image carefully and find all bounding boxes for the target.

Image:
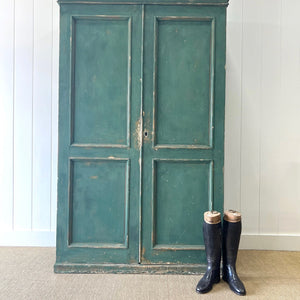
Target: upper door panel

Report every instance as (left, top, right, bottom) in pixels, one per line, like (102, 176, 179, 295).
(154, 16, 214, 149)
(72, 16, 131, 147)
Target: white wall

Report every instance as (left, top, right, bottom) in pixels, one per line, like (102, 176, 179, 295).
(225, 0, 300, 250)
(0, 0, 299, 250)
(0, 0, 59, 246)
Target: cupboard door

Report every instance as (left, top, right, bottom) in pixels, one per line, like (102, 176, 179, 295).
(56, 4, 142, 265)
(141, 5, 226, 264)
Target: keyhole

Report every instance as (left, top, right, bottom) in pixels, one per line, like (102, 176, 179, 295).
(144, 131, 148, 137)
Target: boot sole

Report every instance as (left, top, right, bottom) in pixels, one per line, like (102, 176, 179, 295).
(196, 287, 213, 294)
(196, 277, 220, 294)
(223, 276, 246, 296)
(228, 285, 246, 296)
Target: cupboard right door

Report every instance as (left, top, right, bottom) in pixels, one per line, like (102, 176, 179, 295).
(141, 4, 226, 265)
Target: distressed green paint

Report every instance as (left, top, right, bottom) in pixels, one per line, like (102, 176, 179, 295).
(70, 159, 129, 247)
(154, 18, 213, 147)
(72, 17, 130, 146)
(153, 160, 211, 247)
(56, 4, 142, 266)
(55, 0, 227, 274)
(54, 263, 207, 274)
(141, 4, 226, 266)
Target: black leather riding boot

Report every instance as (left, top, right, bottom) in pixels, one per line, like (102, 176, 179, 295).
(222, 210, 246, 296)
(196, 211, 221, 294)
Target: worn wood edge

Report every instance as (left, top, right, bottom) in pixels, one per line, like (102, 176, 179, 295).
(58, 1, 229, 6)
(54, 263, 207, 274)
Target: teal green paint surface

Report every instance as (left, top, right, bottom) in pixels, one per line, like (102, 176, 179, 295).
(56, 4, 142, 266)
(141, 4, 226, 266)
(71, 159, 129, 246)
(154, 160, 211, 247)
(155, 19, 212, 147)
(73, 18, 130, 145)
(56, 0, 227, 273)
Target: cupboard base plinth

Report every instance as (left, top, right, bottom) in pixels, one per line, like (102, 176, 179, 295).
(54, 263, 207, 274)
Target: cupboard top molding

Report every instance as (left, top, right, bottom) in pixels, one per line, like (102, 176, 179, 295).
(57, 0, 229, 6)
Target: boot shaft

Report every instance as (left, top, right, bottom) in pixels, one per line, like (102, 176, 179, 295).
(222, 210, 242, 266)
(222, 219, 241, 266)
(196, 211, 222, 294)
(221, 210, 246, 296)
(203, 211, 222, 270)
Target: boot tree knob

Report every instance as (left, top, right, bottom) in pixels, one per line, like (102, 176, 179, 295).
(204, 211, 221, 224)
(224, 210, 241, 223)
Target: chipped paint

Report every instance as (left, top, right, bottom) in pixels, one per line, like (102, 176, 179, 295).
(54, 263, 206, 275)
(134, 117, 142, 150)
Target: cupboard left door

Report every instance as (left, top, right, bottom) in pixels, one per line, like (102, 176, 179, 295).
(55, 4, 143, 269)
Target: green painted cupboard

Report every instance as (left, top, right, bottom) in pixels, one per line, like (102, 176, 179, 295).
(55, 0, 228, 274)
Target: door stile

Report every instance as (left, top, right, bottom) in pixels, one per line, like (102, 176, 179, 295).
(138, 4, 145, 264)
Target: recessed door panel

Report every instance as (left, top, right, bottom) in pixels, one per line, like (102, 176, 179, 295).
(153, 160, 212, 248)
(154, 17, 214, 148)
(72, 17, 131, 146)
(70, 159, 129, 247)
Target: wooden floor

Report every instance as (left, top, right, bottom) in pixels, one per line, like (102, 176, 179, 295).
(0, 248, 299, 299)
